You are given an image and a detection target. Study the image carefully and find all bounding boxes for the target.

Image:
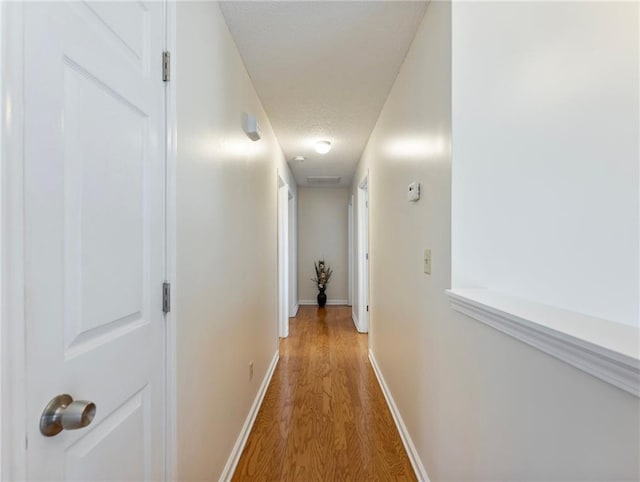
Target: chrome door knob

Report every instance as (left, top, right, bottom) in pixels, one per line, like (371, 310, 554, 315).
(40, 394, 97, 436)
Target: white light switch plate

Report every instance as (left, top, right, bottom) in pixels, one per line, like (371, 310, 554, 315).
(408, 181, 420, 202)
(424, 249, 431, 274)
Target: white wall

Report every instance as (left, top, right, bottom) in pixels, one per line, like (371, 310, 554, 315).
(298, 187, 349, 304)
(452, 1, 639, 327)
(352, 1, 640, 480)
(176, 2, 295, 479)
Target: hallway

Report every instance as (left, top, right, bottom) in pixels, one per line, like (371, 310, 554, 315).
(2, 1, 638, 480)
(233, 306, 416, 481)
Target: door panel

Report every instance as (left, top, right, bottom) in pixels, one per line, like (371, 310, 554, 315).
(64, 387, 150, 482)
(82, 1, 149, 65)
(63, 60, 147, 350)
(24, 2, 166, 480)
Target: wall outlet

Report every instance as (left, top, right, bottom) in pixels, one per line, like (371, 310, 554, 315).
(424, 249, 431, 275)
(249, 361, 254, 380)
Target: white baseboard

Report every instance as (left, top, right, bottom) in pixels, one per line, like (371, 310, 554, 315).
(298, 299, 349, 306)
(219, 350, 279, 482)
(368, 349, 430, 482)
(289, 304, 299, 317)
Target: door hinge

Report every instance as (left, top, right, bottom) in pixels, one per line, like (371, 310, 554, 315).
(366, 305, 369, 312)
(366, 253, 369, 260)
(162, 51, 171, 82)
(162, 282, 171, 313)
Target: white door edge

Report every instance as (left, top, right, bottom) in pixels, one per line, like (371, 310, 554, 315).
(1, 2, 27, 480)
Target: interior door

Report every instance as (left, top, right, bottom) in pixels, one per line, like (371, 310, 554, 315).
(23, 2, 166, 480)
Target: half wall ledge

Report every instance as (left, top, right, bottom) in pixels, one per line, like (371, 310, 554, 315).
(446, 289, 640, 397)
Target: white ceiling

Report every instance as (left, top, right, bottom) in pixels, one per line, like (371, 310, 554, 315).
(219, 1, 428, 187)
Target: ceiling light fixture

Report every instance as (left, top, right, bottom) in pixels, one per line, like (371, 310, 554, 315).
(293, 156, 305, 162)
(314, 140, 332, 154)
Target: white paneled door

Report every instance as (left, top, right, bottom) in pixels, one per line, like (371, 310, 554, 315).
(23, 2, 167, 480)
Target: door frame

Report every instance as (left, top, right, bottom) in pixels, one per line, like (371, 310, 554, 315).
(357, 174, 370, 333)
(0, 2, 178, 479)
(1, 2, 27, 480)
(348, 196, 354, 307)
(164, 1, 178, 480)
(288, 193, 298, 318)
(277, 173, 291, 338)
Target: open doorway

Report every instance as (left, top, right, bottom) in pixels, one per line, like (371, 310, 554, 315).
(357, 175, 369, 333)
(278, 174, 292, 338)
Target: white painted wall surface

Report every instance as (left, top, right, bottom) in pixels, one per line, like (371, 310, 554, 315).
(298, 187, 350, 304)
(353, 1, 640, 480)
(451, 1, 639, 327)
(176, 3, 295, 479)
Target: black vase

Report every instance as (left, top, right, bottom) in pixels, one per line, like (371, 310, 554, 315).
(317, 288, 327, 308)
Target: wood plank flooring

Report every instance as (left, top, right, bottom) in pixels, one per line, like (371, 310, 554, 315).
(232, 306, 416, 481)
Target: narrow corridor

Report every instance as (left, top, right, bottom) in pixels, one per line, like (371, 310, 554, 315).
(233, 306, 416, 481)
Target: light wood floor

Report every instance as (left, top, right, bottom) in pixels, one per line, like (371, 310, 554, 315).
(232, 306, 416, 481)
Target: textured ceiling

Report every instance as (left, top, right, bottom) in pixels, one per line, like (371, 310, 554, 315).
(219, 1, 428, 187)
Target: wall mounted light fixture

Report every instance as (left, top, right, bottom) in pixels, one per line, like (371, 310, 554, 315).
(242, 112, 261, 141)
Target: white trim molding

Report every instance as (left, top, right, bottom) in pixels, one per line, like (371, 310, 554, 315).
(164, 1, 178, 480)
(219, 351, 279, 482)
(298, 299, 349, 306)
(368, 350, 430, 481)
(357, 173, 370, 333)
(352, 313, 361, 333)
(446, 289, 640, 397)
(1, 2, 27, 479)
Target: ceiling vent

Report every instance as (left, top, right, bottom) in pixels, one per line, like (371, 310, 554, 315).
(307, 176, 341, 185)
